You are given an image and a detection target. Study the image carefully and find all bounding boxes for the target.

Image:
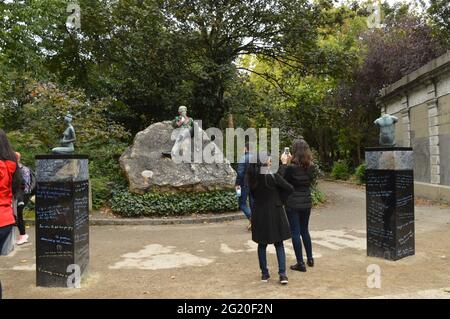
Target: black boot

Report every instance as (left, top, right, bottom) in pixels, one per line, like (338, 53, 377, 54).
(290, 262, 306, 272)
(279, 274, 289, 285)
(307, 258, 314, 267)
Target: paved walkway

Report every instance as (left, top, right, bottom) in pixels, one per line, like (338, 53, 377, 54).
(1, 181, 450, 299)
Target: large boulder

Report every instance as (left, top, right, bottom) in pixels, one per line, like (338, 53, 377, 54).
(120, 121, 237, 194)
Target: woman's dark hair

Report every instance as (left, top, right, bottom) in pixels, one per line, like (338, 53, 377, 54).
(246, 151, 270, 189)
(0, 128, 22, 195)
(0, 129, 17, 161)
(291, 139, 313, 169)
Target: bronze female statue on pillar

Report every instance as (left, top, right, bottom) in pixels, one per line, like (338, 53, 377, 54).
(52, 112, 76, 154)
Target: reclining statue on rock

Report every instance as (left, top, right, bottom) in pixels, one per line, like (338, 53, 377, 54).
(161, 105, 195, 159)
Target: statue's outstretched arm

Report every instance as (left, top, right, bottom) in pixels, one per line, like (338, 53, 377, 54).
(172, 116, 184, 128)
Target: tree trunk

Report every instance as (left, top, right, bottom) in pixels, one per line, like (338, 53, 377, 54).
(227, 113, 234, 128)
(356, 139, 361, 165)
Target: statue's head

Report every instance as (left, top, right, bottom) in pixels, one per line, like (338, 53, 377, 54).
(178, 105, 187, 117)
(64, 113, 73, 124)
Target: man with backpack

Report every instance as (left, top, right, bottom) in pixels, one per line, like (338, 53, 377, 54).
(15, 152, 36, 245)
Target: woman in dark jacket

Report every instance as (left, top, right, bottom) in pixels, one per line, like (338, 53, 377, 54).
(247, 151, 293, 284)
(281, 139, 316, 272)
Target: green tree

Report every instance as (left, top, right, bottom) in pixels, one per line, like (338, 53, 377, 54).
(240, 6, 366, 167)
(161, 0, 346, 127)
(427, 0, 450, 47)
(5, 79, 130, 208)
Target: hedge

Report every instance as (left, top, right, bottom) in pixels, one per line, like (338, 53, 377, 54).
(110, 185, 326, 217)
(110, 187, 239, 217)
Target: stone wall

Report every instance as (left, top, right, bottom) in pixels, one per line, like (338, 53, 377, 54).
(410, 103, 430, 183)
(439, 95, 450, 186)
(377, 50, 450, 202)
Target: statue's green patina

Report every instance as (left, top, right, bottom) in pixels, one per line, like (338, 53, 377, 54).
(52, 113, 76, 154)
(374, 113, 398, 147)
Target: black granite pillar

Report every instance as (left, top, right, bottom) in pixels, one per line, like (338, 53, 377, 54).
(35, 155, 89, 287)
(365, 147, 415, 261)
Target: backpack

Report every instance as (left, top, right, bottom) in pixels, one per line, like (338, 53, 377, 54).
(20, 165, 36, 195)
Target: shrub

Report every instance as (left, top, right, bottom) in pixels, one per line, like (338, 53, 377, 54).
(6, 130, 48, 168)
(5, 80, 131, 209)
(331, 160, 351, 180)
(110, 187, 239, 217)
(90, 176, 114, 210)
(355, 163, 366, 184)
(311, 185, 326, 206)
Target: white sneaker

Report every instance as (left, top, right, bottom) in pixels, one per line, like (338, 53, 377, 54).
(16, 234, 29, 245)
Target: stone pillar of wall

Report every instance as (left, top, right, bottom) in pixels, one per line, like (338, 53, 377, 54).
(401, 94, 411, 147)
(427, 81, 441, 185)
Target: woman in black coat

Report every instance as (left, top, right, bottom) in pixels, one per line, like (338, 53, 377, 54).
(280, 139, 316, 272)
(247, 151, 293, 284)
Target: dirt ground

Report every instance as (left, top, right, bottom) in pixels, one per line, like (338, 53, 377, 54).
(1, 181, 450, 299)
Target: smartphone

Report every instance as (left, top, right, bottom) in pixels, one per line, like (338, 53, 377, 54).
(284, 147, 290, 155)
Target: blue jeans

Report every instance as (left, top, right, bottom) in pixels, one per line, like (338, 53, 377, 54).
(238, 185, 253, 220)
(286, 207, 313, 263)
(258, 242, 286, 276)
(0, 225, 14, 254)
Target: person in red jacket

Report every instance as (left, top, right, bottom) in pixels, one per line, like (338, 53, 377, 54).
(0, 129, 21, 254)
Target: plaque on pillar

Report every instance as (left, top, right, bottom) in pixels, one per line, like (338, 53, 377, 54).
(365, 147, 414, 260)
(35, 155, 89, 287)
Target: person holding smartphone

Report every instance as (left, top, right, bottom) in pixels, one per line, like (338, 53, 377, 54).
(279, 139, 316, 272)
(247, 151, 293, 284)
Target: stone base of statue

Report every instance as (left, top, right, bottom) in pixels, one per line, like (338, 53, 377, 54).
(365, 147, 415, 261)
(35, 155, 89, 287)
(120, 121, 236, 194)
